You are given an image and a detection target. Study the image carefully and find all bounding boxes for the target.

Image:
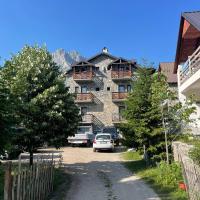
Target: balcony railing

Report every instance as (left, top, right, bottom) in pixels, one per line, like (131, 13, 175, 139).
(180, 46, 200, 85)
(112, 92, 128, 102)
(73, 71, 94, 81)
(75, 93, 94, 103)
(111, 70, 132, 80)
(112, 113, 125, 123)
(81, 114, 94, 124)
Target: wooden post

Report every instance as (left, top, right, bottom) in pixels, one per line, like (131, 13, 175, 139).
(4, 161, 12, 200)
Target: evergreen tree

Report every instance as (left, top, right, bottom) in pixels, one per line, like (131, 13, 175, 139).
(1, 45, 81, 164)
(121, 66, 195, 163)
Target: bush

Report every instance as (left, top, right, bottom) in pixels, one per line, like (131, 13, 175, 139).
(155, 161, 183, 187)
(189, 143, 200, 166)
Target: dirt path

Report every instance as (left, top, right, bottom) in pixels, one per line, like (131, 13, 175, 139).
(61, 147, 160, 200)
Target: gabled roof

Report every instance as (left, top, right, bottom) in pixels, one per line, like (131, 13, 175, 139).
(87, 52, 118, 62)
(71, 60, 94, 67)
(159, 62, 177, 83)
(107, 58, 137, 70)
(174, 11, 200, 72)
(182, 11, 200, 31)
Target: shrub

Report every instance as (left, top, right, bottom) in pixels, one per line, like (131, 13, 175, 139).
(189, 143, 200, 166)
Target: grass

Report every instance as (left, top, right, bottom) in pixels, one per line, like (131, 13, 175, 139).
(49, 167, 72, 200)
(0, 165, 4, 200)
(123, 151, 188, 200)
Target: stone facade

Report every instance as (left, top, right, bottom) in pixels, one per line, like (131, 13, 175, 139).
(65, 51, 135, 134)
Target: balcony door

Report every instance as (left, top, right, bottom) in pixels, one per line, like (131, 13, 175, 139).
(81, 107, 87, 115)
(118, 85, 125, 93)
(81, 85, 88, 93)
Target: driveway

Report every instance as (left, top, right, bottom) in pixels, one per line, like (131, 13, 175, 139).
(61, 147, 160, 200)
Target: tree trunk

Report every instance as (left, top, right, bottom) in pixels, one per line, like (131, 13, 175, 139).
(30, 150, 33, 166)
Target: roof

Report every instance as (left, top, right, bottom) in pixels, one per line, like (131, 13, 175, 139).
(182, 11, 200, 31)
(87, 52, 118, 62)
(107, 58, 137, 70)
(174, 11, 200, 72)
(158, 62, 177, 83)
(71, 60, 94, 67)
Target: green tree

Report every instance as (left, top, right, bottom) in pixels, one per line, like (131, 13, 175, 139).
(151, 72, 195, 163)
(122, 67, 154, 152)
(0, 70, 15, 154)
(1, 45, 81, 164)
(121, 65, 195, 163)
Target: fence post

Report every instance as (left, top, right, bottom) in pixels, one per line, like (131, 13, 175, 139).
(4, 161, 12, 200)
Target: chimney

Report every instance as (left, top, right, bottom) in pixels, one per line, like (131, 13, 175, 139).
(102, 47, 109, 53)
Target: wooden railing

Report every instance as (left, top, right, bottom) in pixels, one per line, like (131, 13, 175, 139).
(112, 92, 128, 101)
(111, 70, 132, 79)
(81, 114, 94, 123)
(180, 46, 200, 85)
(112, 113, 125, 123)
(75, 93, 94, 102)
(73, 71, 94, 80)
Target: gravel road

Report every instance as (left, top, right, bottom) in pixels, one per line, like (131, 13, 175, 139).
(61, 147, 160, 200)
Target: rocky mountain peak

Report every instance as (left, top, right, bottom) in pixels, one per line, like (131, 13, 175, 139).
(52, 49, 85, 73)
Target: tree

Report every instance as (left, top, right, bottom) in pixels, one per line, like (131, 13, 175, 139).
(122, 67, 155, 153)
(121, 65, 195, 164)
(150, 72, 195, 163)
(0, 70, 15, 155)
(1, 45, 81, 165)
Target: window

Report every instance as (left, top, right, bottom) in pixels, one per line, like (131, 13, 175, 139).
(119, 106, 125, 114)
(81, 107, 87, 115)
(118, 85, 125, 92)
(119, 65, 125, 71)
(81, 85, 87, 93)
(107, 87, 110, 91)
(96, 87, 100, 91)
(127, 85, 131, 92)
(75, 87, 79, 93)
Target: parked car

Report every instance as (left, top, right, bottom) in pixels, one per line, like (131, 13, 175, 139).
(102, 127, 120, 146)
(68, 126, 95, 146)
(93, 133, 114, 152)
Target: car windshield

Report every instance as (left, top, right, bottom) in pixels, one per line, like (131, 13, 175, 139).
(96, 135, 111, 140)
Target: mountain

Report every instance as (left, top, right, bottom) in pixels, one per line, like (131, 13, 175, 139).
(52, 49, 85, 73)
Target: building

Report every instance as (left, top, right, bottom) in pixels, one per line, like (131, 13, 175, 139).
(176, 11, 200, 135)
(65, 48, 137, 135)
(158, 62, 177, 90)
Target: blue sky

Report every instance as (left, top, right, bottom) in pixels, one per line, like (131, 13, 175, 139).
(0, 0, 199, 66)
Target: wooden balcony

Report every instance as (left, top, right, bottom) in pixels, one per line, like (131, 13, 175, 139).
(112, 113, 126, 124)
(73, 71, 94, 82)
(111, 70, 132, 80)
(75, 93, 94, 103)
(112, 92, 128, 102)
(81, 114, 94, 124)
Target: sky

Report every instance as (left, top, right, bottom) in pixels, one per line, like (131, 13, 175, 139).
(0, 0, 200, 66)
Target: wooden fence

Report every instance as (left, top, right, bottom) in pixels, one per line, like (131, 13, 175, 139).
(4, 153, 62, 200)
(172, 142, 200, 200)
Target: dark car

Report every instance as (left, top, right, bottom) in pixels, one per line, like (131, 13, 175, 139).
(102, 127, 119, 146)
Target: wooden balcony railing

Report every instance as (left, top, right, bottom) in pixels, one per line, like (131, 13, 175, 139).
(73, 71, 94, 81)
(75, 93, 94, 103)
(112, 92, 128, 102)
(180, 45, 200, 85)
(111, 70, 132, 79)
(81, 114, 94, 124)
(112, 113, 125, 123)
